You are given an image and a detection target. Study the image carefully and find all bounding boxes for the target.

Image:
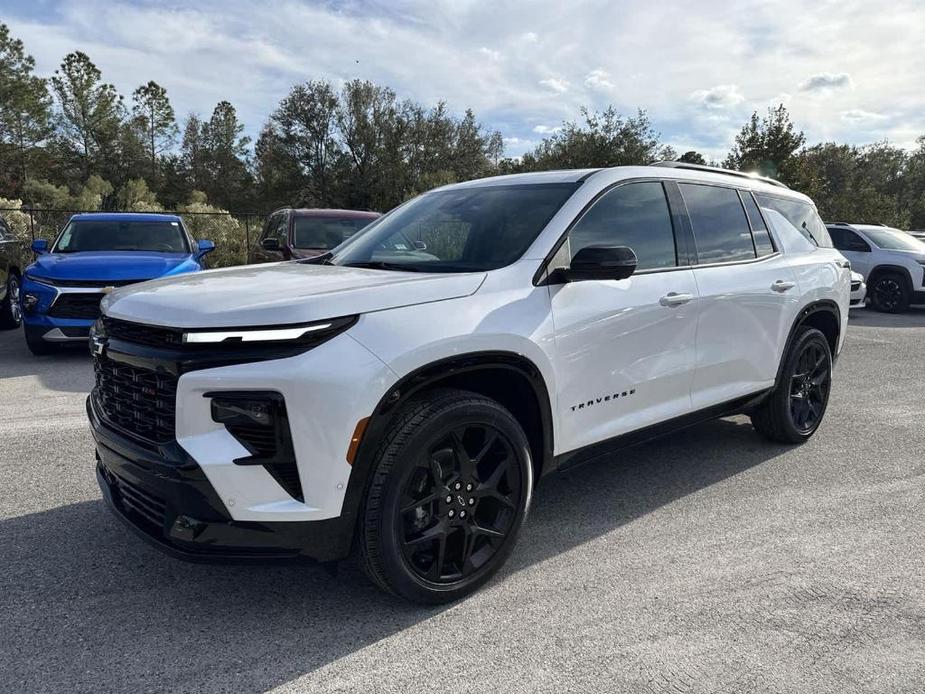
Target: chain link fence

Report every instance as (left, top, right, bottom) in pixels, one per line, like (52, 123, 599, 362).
(0, 207, 267, 270)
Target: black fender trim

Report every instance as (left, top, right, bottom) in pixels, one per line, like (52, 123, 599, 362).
(867, 264, 917, 292)
(774, 299, 841, 387)
(338, 351, 556, 546)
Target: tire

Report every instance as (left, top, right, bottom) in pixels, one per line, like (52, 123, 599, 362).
(24, 325, 57, 355)
(358, 388, 533, 604)
(869, 271, 910, 313)
(751, 326, 832, 444)
(0, 273, 22, 329)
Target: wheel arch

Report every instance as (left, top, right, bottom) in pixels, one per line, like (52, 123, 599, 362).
(867, 263, 914, 290)
(774, 300, 841, 388)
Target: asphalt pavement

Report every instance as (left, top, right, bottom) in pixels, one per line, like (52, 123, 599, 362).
(1, 309, 923, 693)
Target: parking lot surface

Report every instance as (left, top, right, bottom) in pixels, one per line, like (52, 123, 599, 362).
(1, 309, 923, 693)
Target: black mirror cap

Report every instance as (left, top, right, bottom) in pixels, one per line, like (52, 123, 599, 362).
(261, 238, 281, 252)
(559, 245, 638, 282)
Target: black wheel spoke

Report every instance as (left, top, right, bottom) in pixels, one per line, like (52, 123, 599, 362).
(404, 521, 447, 547)
(401, 491, 441, 514)
(788, 338, 831, 434)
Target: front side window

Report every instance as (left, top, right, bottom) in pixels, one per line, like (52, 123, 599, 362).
(332, 183, 578, 272)
(755, 194, 833, 248)
(53, 220, 190, 253)
(829, 227, 871, 252)
(680, 183, 755, 263)
(565, 181, 677, 271)
(293, 217, 373, 250)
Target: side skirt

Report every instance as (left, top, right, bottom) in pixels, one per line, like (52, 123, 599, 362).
(554, 389, 772, 472)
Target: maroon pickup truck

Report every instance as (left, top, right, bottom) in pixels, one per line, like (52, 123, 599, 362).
(254, 208, 380, 262)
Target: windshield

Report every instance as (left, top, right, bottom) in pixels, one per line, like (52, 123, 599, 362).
(331, 183, 580, 272)
(862, 228, 925, 252)
(54, 220, 190, 253)
(293, 216, 375, 249)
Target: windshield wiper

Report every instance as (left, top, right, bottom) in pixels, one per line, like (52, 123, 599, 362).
(299, 252, 336, 265)
(341, 261, 422, 272)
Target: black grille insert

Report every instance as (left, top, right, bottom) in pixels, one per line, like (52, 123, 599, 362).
(114, 473, 167, 530)
(93, 356, 177, 443)
(104, 317, 183, 348)
(48, 293, 104, 319)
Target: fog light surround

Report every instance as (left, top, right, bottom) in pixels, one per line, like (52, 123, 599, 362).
(22, 292, 39, 312)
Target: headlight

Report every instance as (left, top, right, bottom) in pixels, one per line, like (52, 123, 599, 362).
(181, 315, 357, 346)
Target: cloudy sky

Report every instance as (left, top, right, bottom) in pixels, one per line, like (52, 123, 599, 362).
(5, 0, 925, 160)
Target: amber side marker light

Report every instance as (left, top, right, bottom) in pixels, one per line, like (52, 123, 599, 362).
(346, 417, 370, 465)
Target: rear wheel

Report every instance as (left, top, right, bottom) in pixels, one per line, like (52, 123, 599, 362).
(869, 272, 910, 313)
(0, 273, 22, 329)
(358, 389, 532, 604)
(751, 326, 832, 444)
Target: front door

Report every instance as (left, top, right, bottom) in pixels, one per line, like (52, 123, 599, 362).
(547, 180, 701, 454)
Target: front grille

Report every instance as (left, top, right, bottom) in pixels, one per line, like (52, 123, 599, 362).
(31, 277, 144, 288)
(104, 317, 182, 348)
(113, 473, 167, 530)
(93, 356, 177, 443)
(48, 293, 104, 319)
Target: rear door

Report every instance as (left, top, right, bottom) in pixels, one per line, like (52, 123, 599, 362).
(548, 180, 701, 453)
(678, 183, 800, 409)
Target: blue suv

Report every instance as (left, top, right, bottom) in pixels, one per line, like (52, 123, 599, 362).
(21, 213, 214, 354)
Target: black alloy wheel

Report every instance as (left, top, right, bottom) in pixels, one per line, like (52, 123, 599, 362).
(359, 389, 532, 604)
(399, 424, 522, 583)
(0, 273, 22, 329)
(788, 340, 831, 434)
(870, 274, 909, 313)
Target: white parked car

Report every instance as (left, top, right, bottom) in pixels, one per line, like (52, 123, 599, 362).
(827, 223, 925, 312)
(850, 271, 866, 308)
(88, 163, 850, 603)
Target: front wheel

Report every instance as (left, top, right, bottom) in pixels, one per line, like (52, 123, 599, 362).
(751, 326, 832, 444)
(358, 389, 533, 604)
(0, 273, 22, 329)
(869, 272, 910, 313)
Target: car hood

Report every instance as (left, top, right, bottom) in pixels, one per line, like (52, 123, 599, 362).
(28, 251, 198, 282)
(102, 262, 487, 328)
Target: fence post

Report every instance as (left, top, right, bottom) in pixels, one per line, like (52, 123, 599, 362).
(244, 216, 250, 265)
(28, 209, 35, 242)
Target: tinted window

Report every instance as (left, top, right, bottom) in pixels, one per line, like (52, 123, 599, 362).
(567, 181, 677, 271)
(333, 183, 578, 272)
(829, 227, 870, 252)
(54, 220, 189, 253)
(679, 184, 755, 263)
(740, 192, 775, 256)
(293, 216, 373, 249)
(862, 228, 925, 252)
(755, 195, 832, 248)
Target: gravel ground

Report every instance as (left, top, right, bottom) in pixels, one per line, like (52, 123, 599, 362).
(1, 309, 923, 693)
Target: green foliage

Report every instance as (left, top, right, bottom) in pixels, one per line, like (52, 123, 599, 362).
(723, 104, 805, 179)
(116, 178, 160, 211)
(131, 80, 178, 181)
(679, 150, 707, 165)
(177, 193, 248, 267)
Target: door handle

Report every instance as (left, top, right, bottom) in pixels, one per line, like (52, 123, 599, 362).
(771, 280, 795, 292)
(659, 292, 693, 307)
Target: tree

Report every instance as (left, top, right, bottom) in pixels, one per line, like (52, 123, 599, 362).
(679, 150, 706, 165)
(0, 24, 52, 193)
(723, 104, 805, 180)
(116, 177, 160, 211)
(131, 80, 178, 181)
(50, 51, 125, 180)
(202, 101, 251, 209)
(519, 107, 674, 171)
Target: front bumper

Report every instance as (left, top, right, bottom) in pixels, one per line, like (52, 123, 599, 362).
(21, 276, 98, 340)
(90, 396, 356, 562)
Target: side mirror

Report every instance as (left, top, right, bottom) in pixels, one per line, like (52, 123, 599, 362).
(196, 239, 215, 258)
(261, 238, 281, 252)
(557, 245, 638, 282)
(31, 239, 49, 255)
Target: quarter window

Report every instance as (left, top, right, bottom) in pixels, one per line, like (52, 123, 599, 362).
(740, 192, 775, 256)
(755, 195, 833, 248)
(566, 181, 677, 271)
(679, 184, 755, 263)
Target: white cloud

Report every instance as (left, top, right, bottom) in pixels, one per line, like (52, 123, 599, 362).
(583, 69, 614, 91)
(799, 72, 853, 92)
(841, 109, 889, 123)
(691, 84, 745, 109)
(478, 47, 501, 61)
(532, 124, 562, 134)
(539, 77, 569, 93)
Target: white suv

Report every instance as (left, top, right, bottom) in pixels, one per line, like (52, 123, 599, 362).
(827, 223, 925, 312)
(88, 163, 850, 603)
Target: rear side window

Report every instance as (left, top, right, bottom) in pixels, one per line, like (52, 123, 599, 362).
(740, 192, 775, 256)
(566, 181, 677, 271)
(755, 195, 832, 248)
(679, 183, 755, 263)
(829, 227, 871, 252)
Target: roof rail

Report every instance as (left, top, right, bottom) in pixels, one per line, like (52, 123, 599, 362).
(651, 161, 789, 189)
